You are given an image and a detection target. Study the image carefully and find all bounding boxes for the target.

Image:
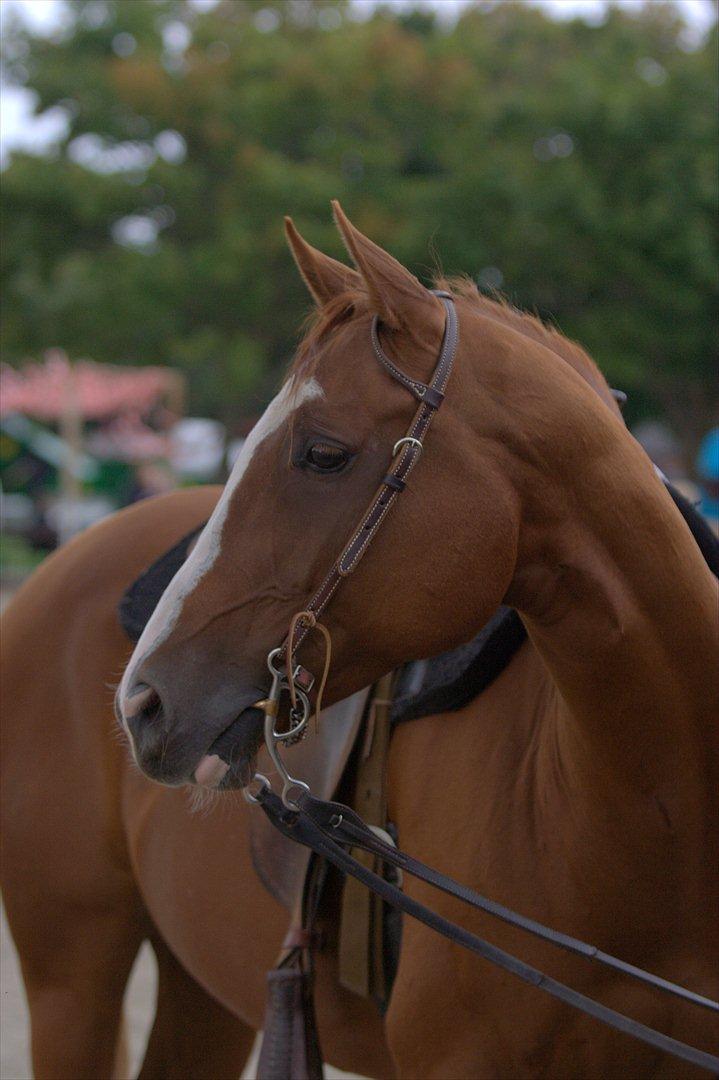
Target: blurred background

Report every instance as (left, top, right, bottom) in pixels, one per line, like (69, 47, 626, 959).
(0, 4, 717, 1074)
(1, 0, 718, 589)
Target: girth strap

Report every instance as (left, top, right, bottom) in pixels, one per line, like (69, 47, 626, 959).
(256, 856, 327, 1080)
(256, 787, 719, 1074)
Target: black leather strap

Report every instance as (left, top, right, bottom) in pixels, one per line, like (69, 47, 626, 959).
(287, 292, 459, 657)
(256, 788, 719, 1073)
(303, 793, 718, 1014)
(370, 290, 457, 402)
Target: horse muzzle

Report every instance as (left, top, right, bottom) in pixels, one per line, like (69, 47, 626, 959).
(118, 678, 265, 789)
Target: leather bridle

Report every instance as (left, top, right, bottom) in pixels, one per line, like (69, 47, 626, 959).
(250, 290, 459, 756)
(245, 291, 719, 1072)
(288, 290, 458, 656)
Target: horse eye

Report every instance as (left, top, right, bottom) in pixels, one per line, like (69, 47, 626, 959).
(305, 442, 350, 473)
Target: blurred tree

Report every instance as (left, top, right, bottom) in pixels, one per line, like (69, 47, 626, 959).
(1, 0, 716, 444)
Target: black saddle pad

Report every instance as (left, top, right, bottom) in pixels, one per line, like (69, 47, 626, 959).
(118, 525, 204, 644)
(391, 607, 526, 724)
(117, 481, 718, 724)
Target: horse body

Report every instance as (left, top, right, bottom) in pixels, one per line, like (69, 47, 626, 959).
(4, 476, 716, 1080)
(388, 651, 717, 1079)
(2, 206, 717, 1078)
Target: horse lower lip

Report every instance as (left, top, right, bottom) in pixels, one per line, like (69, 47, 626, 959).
(194, 754, 229, 787)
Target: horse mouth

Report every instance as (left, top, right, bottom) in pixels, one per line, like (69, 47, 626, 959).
(194, 706, 265, 790)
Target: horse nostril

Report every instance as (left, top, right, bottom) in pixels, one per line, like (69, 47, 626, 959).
(120, 680, 177, 780)
(123, 683, 163, 726)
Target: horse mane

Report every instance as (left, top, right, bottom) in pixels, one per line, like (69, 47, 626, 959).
(288, 275, 615, 407)
(435, 276, 614, 403)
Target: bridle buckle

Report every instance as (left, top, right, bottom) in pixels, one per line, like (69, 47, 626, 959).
(393, 436, 423, 458)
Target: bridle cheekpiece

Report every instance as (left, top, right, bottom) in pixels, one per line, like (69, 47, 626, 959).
(248, 290, 459, 808)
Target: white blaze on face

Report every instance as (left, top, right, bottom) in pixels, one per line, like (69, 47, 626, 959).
(120, 376, 324, 700)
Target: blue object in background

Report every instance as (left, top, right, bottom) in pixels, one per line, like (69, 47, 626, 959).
(696, 427, 719, 526)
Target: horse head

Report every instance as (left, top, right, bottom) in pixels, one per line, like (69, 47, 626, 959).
(117, 201, 619, 789)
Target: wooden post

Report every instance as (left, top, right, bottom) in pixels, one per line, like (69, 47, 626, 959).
(51, 349, 83, 544)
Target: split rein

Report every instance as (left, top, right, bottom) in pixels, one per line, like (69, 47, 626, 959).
(254, 787, 719, 1074)
(243, 292, 719, 1072)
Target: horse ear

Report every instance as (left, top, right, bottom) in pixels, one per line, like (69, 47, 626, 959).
(285, 217, 361, 307)
(332, 200, 443, 335)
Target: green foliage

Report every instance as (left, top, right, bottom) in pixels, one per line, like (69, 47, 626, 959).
(1, 0, 716, 436)
(0, 532, 46, 574)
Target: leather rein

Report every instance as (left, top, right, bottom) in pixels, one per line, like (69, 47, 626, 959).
(245, 292, 719, 1072)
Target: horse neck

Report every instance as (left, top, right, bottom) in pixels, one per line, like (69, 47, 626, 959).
(468, 329, 718, 794)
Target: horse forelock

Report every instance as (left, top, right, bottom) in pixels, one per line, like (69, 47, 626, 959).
(285, 289, 365, 387)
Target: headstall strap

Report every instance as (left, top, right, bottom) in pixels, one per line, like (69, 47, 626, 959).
(250, 290, 458, 803)
(286, 291, 459, 662)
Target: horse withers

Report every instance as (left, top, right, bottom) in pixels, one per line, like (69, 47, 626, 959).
(2, 204, 717, 1078)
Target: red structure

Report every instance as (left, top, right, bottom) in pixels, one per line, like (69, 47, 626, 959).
(1, 350, 183, 422)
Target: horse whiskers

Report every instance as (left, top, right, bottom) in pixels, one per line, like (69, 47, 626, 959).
(187, 775, 263, 818)
(158, 731, 169, 776)
(110, 723, 129, 745)
(187, 784, 223, 817)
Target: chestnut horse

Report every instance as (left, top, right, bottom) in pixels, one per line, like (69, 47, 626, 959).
(2, 205, 717, 1079)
